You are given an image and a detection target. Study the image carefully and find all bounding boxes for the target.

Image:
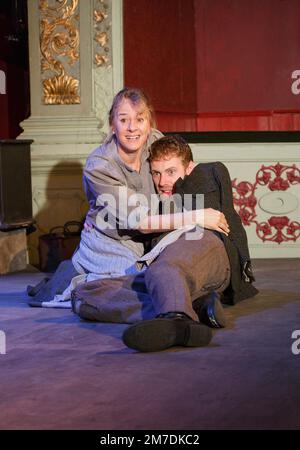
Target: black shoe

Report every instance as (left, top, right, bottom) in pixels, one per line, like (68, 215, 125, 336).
(71, 296, 82, 314)
(71, 296, 103, 321)
(195, 292, 226, 328)
(27, 277, 50, 297)
(122, 312, 212, 352)
(27, 260, 78, 306)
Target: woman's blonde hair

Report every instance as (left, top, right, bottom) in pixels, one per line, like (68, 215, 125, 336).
(109, 87, 156, 128)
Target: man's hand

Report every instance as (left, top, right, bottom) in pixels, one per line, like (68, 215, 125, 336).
(200, 208, 230, 235)
(139, 208, 230, 235)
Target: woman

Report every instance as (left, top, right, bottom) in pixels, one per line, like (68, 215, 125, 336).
(71, 87, 164, 280)
(28, 87, 228, 307)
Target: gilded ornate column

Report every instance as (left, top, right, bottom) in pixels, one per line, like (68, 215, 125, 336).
(19, 0, 123, 265)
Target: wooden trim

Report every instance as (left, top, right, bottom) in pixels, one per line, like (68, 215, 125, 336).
(163, 131, 300, 143)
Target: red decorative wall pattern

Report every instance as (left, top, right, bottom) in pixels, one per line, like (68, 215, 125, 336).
(232, 163, 300, 244)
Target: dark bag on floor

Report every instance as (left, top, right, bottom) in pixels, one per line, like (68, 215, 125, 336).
(38, 221, 82, 272)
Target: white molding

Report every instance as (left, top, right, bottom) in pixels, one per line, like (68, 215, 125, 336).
(30, 158, 86, 175)
(250, 247, 300, 258)
(19, 115, 104, 144)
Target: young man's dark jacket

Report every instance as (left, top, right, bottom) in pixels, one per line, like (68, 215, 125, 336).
(173, 161, 258, 305)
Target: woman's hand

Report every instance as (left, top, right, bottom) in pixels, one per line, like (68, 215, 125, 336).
(83, 216, 94, 232)
(197, 208, 230, 235)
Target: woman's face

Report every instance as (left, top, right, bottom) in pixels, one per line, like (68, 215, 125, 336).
(112, 99, 151, 155)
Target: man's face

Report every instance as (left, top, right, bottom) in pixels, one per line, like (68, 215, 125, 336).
(150, 154, 195, 198)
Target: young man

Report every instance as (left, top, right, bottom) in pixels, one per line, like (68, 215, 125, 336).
(145, 134, 257, 309)
(73, 135, 258, 352)
(122, 135, 231, 352)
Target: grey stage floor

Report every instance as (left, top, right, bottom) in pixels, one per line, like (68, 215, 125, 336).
(0, 259, 299, 430)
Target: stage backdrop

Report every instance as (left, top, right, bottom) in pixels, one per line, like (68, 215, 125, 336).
(124, 0, 300, 131)
(0, 0, 30, 139)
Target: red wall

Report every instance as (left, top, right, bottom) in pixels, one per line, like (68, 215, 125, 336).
(0, 60, 29, 138)
(0, 1, 30, 139)
(124, 0, 198, 122)
(124, 0, 300, 131)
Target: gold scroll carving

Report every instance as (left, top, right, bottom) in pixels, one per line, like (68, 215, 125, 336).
(39, 0, 80, 104)
(93, 0, 110, 67)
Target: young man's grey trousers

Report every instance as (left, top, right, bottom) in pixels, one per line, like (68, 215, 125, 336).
(73, 230, 231, 323)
